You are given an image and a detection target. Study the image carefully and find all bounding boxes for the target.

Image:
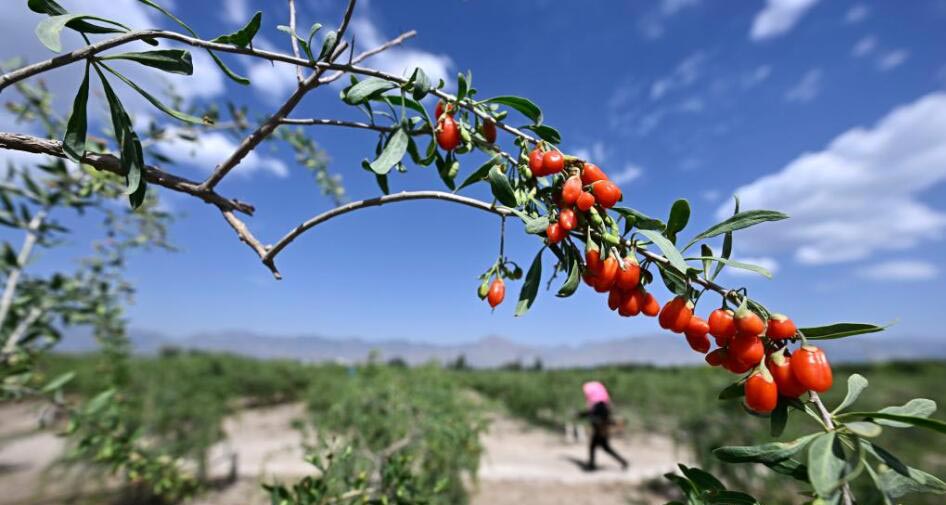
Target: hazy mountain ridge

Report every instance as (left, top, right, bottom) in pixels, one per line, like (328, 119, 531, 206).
(58, 328, 946, 367)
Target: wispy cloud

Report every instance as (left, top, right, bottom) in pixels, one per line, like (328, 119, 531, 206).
(651, 51, 706, 100)
(856, 260, 938, 281)
(750, 0, 820, 41)
(851, 36, 877, 58)
(876, 50, 910, 72)
(637, 0, 702, 40)
(611, 163, 644, 186)
(742, 65, 773, 88)
(717, 92, 946, 265)
(844, 4, 870, 24)
(784, 68, 823, 103)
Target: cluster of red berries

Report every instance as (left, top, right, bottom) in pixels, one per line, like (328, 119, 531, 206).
(434, 101, 496, 151)
(583, 246, 661, 317)
(544, 160, 622, 244)
(667, 304, 833, 414)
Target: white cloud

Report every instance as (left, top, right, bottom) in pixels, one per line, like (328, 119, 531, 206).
(651, 52, 706, 100)
(701, 190, 721, 202)
(876, 50, 909, 72)
(637, 0, 701, 40)
(784, 68, 823, 103)
(245, 59, 299, 100)
(348, 17, 452, 88)
(726, 257, 780, 277)
(856, 260, 939, 281)
(844, 4, 870, 24)
(750, 0, 820, 41)
(717, 92, 946, 265)
(152, 128, 288, 178)
(611, 163, 644, 186)
(573, 141, 609, 164)
(852, 36, 877, 58)
(742, 65, 773, 88)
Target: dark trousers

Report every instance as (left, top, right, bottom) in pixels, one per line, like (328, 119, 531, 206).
(589, 432, 627, 469)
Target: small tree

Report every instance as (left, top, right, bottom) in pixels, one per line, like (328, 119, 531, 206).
(1, 1, 944, 504)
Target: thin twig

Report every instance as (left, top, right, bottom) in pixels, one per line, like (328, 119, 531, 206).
(0, 211, 45, 332)
(2, 307, 43, 357)
(220, 210, 280, 279)
(263, 191, 512, 265)
(318, 30, 418, 85)
(0, 133, 254, 215)
(278, 117, 429, 134)
(288, 0, 304, 84)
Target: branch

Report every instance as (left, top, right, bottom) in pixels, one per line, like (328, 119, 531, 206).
(221, 210, 280, 279)
(263, 191, 512, 266)
(288, 0, 303, 84)
(0, 133, 254, 215)
(2, 307, 43, 357)
(0, 211, 45, 333)
(279, 117, 427, 134)
(318, 30, 418, 85)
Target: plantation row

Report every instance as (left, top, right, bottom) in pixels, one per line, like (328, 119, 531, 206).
(35, 351, 946, 505)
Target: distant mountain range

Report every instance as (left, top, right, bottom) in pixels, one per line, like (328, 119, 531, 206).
(57, 328, 946, 368)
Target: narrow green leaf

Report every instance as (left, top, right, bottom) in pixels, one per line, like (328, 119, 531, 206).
(771, 399, 788, 437)
(306, 23, 323, 60)
(318, 30, 338, 60)
(457, 72, 469, 101)
(679, 464, 725, 492)
(700, 244, 713, 278)
(800, 323, 886, 340)
(832, 374, 869, 414)
(456, 155, 500, 192)
(84, 388, 116, 414)
(346, 78, 398, 105)
(101, 49, 194, 75)
(706, 491, 760, 505)
(29, 0, 126, 34)
(62, 62, 90, 161)
(863, 441, 946, 497)
(556, 257, 580, 298)
(408, 67, 431, 101)
(807, 432, 846, 499)
(515, 248, 543, 316)
(686, 256, 772, 279)
(712, 196, 739, 280)
(718, 379, 746, 400)
(714, 433, 818, 464)
(483, 96, 542, 125)
(375, 173, 389, 195)
(41, 371, 76, 393)
(213, 11, 262, 48)
(840, 408, 945, 434)
(612, 207, 666, 231)
(100, 63, 204, 124)
(845, 421, 882, 438)
(685, 209, 788, 250)
(766, 458, 810, 482)
(368, 128, 408, 175)
(137, 0, 250, 84)
(522, 124, 561, 144)
(639, 229, 688, 273)
(524, 216, 550, 235)
(488, 165, 518, 207)
(36, 14, 128, 52)
(665, 199, 690, 243)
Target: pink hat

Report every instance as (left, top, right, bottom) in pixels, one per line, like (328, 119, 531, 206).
(582, 381, 610, 407)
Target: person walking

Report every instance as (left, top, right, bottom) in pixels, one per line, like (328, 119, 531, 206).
(578, 381, 628, 471)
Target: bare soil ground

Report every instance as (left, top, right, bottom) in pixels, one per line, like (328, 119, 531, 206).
(0, 402, 689, 505)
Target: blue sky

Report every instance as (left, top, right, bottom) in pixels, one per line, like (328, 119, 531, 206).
(2, 0, 946, 345)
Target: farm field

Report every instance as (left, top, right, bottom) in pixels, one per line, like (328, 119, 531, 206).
(1, 352, 943, 504)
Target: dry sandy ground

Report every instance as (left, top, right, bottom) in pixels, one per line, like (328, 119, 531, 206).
(0, 402, 690, 505)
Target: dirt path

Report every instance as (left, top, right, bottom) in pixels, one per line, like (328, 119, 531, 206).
(1, 402, 690, 505)
(471, 414, 691, 505)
